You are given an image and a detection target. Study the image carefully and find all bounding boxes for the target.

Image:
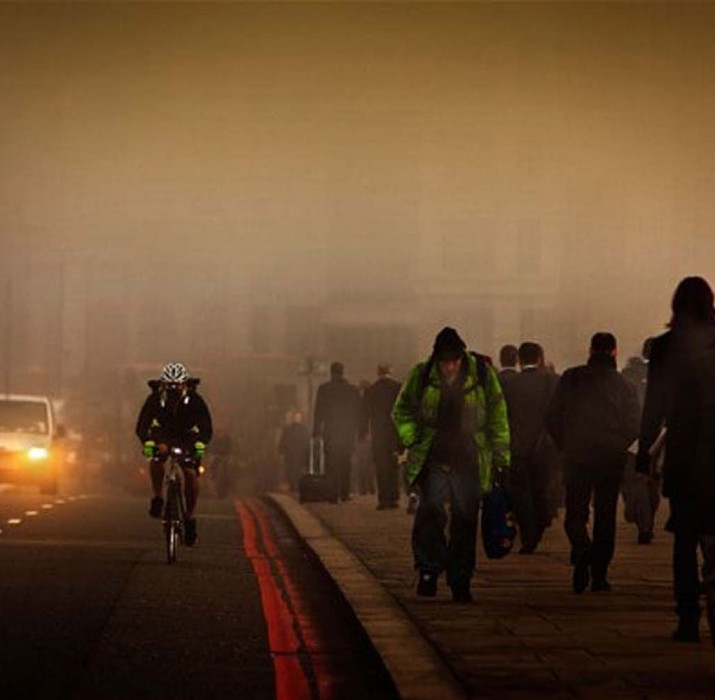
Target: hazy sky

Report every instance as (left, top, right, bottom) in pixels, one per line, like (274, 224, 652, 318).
(2, 2, 715, 376)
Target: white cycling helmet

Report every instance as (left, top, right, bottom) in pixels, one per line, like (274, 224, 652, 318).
(160, 362, 189, 384)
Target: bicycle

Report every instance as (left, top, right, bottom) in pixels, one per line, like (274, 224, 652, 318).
(162, 446, 189, 564)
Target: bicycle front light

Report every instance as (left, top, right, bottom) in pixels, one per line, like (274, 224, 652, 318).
(28, 447, 49, 461)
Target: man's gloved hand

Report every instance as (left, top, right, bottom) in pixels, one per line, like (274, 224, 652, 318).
(194, 441, 207, 460)
(142, 440, 156, 458)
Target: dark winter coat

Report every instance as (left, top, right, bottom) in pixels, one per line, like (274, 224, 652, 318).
(667, 341, 715, 533)
(313, 377, 361, 448)
(506, 368, 559, 458)
(636, 325, 715, 492)
(135, 389, 213, 448)
(360, 376, 401, 451)
(546, 355, 640, 477)
(497, 368, 520, 411)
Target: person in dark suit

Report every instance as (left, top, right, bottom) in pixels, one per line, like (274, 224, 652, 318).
(313, 361, 361, 503)
(507, 342, 560, 553)
(546, 333, 640, 594)
(636, 276, 715, 642)
(360, 364, 402, 510)
(497, 344, 519, 405)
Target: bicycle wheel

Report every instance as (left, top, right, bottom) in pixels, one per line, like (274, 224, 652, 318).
(164, 520, 178, 564)
(165, 483, 180, 564)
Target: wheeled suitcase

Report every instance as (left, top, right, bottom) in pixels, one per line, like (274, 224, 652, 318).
(298, 438, 333, 503)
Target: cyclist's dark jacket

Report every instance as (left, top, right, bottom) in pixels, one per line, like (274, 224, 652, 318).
(135, 387, 213, 450)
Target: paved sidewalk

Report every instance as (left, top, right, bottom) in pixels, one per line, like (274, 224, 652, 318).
(269, 493, 714, 700)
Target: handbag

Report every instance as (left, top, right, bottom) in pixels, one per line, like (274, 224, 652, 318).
(481, 472, 517, 559)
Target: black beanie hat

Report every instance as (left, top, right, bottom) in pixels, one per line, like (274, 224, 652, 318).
(433, 327, 466, 360)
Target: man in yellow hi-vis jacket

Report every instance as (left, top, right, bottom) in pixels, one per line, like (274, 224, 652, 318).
(392, 327, 510, 603)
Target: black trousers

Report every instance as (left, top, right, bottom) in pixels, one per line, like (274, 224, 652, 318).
(564, 471, 621, 582)
(510, 453, 550, 551)
(373, 441, 399, 506)
(669, 496, 715, 623)
(324, 442, 353, 501)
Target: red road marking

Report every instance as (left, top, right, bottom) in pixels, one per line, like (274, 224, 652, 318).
(246, 499, 335, 700)
(236, 501, 311, 700)
(236, 500, 312, 700)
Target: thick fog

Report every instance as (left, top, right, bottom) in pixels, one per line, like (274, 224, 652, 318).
(1, 3, 715, 446)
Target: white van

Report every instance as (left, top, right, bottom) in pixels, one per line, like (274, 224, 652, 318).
(0, 394, 58, 493)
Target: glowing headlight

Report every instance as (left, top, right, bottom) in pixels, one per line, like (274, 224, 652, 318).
(28, 447, 49, 461)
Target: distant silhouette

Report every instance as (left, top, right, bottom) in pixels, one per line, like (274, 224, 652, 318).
(507, 341, 559, 554)
(621, 337, 660, 545)
(278, 410, 310, 492)
(313, 362, 360, 503)
(360, 365, 401, 509)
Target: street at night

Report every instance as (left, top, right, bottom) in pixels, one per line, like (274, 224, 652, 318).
(0, 480, 396, 699)
(2, 3, 715, 699)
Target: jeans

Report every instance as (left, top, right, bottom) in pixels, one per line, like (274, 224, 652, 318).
(412, 460, 481, 589)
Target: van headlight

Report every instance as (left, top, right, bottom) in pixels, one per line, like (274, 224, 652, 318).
(28, 447, 49, 461)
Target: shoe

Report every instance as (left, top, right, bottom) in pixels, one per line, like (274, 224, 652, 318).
(707, 608, 715, 646)
(591, 579, 612, 592)
(519, 544, 537, 555)
(672, 620, 700, 643)
(637, 531, 654, 545)
(572, 562, 590, 594)
(184, 518, 198, 547)
(406, 493, 419, 516)
(387, 502, 399, 509)
(376, 503, 388, 511)
(451, 586, 473, 604)
(416, 571, 437, 597)
(149, 497, 164, 519)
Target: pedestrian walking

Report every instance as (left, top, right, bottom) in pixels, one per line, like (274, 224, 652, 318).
(506, 341, 559, 553)
(497, 344, 519, 404)
(313, 361, 361, 503)
(278, 410, 310, 493)
(392, 327, 510, 603)
(360, 364, 401, 510)
(635, 276, 715, 642)
(546, 332, 640, 593)
(621, 337, 661, 544)
(353, 380, 376, 496)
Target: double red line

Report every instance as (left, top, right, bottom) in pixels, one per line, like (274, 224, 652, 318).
(236, 498, 333, 700)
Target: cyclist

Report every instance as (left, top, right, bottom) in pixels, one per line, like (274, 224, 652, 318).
(135, 362, 213, 546)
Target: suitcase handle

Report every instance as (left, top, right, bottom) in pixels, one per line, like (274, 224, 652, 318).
(309, 437, 324, 475)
